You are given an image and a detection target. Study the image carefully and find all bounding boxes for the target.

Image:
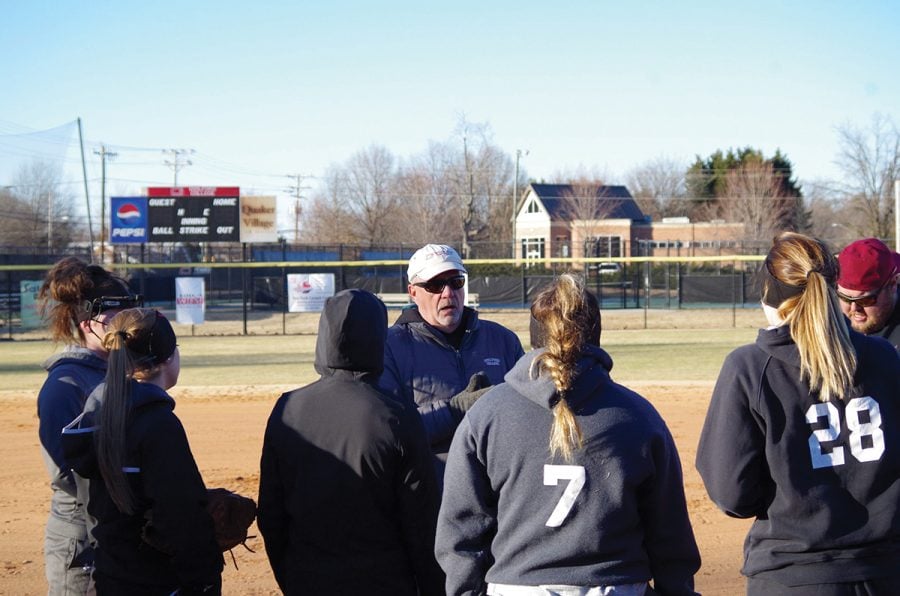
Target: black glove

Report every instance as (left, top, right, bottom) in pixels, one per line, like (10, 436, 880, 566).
(449, 372, 492, 422)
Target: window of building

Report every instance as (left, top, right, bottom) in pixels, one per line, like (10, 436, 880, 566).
(555, 236, 569, 258)
(521, 237, 545, 259)
(583, 235, 622, 258)
(526, 199, 541, 214)
(687, 240, 738, 249)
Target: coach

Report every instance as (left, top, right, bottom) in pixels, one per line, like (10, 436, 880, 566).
(837, 237, 900, 349)
(380, 244, 524, 476)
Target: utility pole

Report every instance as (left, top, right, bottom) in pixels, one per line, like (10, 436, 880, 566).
(93, 144, 117, 263)
(163, 148, 194, 186)
(285, 174, 311, 243)
(512, 149, 528, 258)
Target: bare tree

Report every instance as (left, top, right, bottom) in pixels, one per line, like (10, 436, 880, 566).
(798, 178, 873, 250)
(300, 169, 359, 244)
(0, 186, 32, 246)
(304, 145, 402, 245)
(394, 141, 459, 245)
(720, 161, 797, 243)
(625, 156, 687, 220)
(1, 160, 77, 249)
(553, 171, 620, 258)
(834, 114, 900, 240)
(449, 115, 516, 257)
(301, 120, 517, 254)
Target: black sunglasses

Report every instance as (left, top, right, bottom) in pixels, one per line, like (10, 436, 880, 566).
(413, 276, 466, 294)
(85, 295, 145, 319)
(836, 288, 883, 308)
(835, 276, 896, 308)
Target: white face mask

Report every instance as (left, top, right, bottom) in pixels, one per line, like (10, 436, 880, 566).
(762, 302, 784, 328)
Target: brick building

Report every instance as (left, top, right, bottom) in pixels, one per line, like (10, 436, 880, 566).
(514, 183, 748, 265)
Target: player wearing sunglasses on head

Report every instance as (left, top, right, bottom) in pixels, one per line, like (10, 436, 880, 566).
(380, 244, 524, 479)
(836, 238, 900, 349)
(36, 256, 142, 595)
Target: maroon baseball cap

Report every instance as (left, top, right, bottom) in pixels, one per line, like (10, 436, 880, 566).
(837, 238, 899, 292)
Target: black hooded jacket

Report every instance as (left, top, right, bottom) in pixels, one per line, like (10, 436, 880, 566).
(257, 289, 445, 595)
(62, 380, 223, 593)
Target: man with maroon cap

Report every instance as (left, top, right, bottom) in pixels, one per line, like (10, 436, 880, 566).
(837, 237, 900, 349)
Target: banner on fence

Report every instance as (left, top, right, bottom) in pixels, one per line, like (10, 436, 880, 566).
(20, 280, 43, 329)
(175, 277, 206, 324)
(287, 273, 335, 312)
(240, 195, 278, 243)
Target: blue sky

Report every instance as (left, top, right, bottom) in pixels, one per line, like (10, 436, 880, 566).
(2, 0, 898, 228)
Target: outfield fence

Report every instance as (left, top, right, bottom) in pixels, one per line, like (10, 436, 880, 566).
(0, 253, 767, 339)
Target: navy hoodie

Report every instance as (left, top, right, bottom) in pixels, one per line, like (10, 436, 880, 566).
(436, 346, 700, 596)
(697, 325, 900, 586)
(38, 347, 106, 536)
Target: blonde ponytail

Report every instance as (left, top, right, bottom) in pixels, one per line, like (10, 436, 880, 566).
(531, 274, 601, 462)
(766, 233, 856, 402)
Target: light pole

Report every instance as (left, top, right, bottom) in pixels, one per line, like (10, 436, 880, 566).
(512, 149, 528, 258)
(163, 149, 194, 186)
(47, 190, 52, 254)
(285, 174, 311, 243)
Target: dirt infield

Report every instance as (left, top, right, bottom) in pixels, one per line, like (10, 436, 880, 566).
(0, 381, 750, 595)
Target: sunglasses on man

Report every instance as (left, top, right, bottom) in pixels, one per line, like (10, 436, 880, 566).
(836, 281, 890, 308)
(413, 276, 466, 294)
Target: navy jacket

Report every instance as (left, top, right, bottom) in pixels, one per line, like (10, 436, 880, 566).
(380, 306, 524, 461)
(697, 325, 900, 586)
(436, 346, 700, 596)
(38, 347, 106, 538)
(258, 289, 445, 596)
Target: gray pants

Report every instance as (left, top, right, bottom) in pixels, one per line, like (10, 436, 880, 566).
(44, 517, 94, 596)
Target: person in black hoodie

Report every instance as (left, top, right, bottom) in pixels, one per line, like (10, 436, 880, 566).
(257, 289, 445, 596)
(697, 232, 900, 595)
(63, 308, 223, 595)
(436, 274, 700, 596)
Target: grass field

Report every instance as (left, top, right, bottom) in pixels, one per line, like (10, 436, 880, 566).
(0, 308, 762, 392)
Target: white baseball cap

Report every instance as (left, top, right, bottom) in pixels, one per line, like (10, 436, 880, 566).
(407, 244, 466, 282)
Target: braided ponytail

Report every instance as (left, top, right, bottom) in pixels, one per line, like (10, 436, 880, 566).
(531, 274, 602, 462)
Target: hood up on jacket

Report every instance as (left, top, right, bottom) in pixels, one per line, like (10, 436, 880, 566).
(504, 344, 614, 412)
(314, 289, 388, 380)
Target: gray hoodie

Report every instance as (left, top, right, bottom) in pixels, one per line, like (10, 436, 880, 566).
(436, 346, 700, 596)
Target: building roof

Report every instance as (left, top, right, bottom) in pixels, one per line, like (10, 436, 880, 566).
(527, 183, 646, 222)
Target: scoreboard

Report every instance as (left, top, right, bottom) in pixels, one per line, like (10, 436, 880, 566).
(146, 187, 241, 242)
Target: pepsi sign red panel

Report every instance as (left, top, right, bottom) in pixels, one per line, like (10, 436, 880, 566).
(110, 197, 148, 244)
(146, 187, 240, 242)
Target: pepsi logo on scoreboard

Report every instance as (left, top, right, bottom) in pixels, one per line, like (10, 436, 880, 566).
(110, 197, 148, 244)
